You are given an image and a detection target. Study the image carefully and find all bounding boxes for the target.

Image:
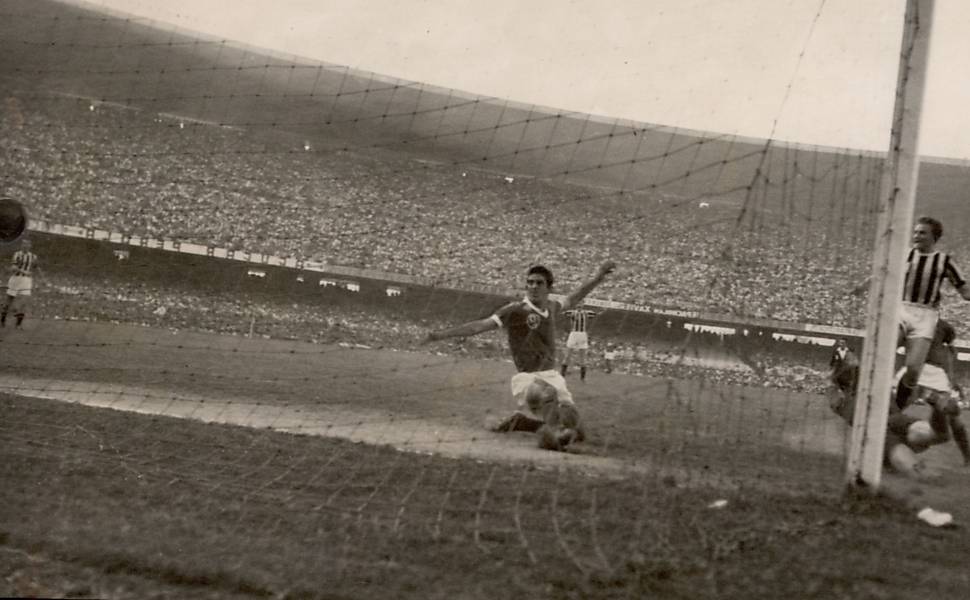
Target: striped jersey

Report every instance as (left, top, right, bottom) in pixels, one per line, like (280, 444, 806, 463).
(902, 249, 965, 308)
(564, 309, 596, 333)
(11, 250, 37, 277)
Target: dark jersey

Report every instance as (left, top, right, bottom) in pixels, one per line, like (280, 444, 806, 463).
(491, 298, 561, 373)
(831, 362, 904, 425)
(830, 346, 853, 369)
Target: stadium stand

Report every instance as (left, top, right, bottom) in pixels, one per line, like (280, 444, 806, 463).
(1, 96, 885, 328)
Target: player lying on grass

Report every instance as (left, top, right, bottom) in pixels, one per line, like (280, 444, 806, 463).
(828, 325, 968, 481)
(422, 261, 616, 451)
(830, 361, 939, 479)
(893, 318, 970, 466)
(829, 355, 960, 527)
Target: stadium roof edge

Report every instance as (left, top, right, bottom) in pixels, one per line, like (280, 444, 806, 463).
(59, 0, 912, 161)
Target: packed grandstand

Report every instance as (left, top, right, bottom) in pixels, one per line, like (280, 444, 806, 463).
(2, 95, 885, 327)
(4, 80, 970, 396)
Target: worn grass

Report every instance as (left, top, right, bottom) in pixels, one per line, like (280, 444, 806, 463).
(2, 323, 970, 599)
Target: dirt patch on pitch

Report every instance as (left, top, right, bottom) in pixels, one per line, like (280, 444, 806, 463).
(0, 375, 659, 479)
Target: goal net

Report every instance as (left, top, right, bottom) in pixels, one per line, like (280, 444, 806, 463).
(1, 0, 963, 596)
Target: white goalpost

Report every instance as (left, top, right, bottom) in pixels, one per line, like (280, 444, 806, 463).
(847, 0, 935, 489)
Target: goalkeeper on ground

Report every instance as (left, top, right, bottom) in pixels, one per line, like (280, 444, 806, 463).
(828, 320, 970, 476)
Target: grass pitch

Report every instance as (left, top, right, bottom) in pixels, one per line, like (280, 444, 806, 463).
(2, 321, 970, 599)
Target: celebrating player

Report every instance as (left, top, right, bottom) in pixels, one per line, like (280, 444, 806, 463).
(560, 302, 597, 381)
(1, 237, 38, 329)
(895, 217, 970, 410)
(423, 261, 616, 451)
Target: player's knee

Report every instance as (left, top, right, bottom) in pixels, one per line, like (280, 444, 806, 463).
(525, 380, 557, 414)
(887, 443, 923, 478)
(558, 402, 580, 430)
(941, 397, 961, 417)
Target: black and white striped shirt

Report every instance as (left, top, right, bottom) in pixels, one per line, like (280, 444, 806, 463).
(11, 250, 37, 277)
(565, 309, 596, 333)
(903, 249, 965, 308)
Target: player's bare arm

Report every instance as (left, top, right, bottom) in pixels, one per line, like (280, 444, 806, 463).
(562, 261, 616, 311)
(422, 314, 501, 344)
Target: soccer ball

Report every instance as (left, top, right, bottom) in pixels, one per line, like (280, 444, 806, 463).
(0, 198, 27, 244)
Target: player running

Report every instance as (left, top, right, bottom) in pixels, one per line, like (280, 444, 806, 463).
(423, 261, 616, 451)
(1, 237, 38, 329)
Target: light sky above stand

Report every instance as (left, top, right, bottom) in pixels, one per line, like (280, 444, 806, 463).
(82, 0, 970, 159)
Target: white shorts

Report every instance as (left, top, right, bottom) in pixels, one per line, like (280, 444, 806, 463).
(566, 331, 589, 350)
(604, 351, 617, 360)
(510, 370, 574, 411)
(894, 363, 951, 394)
(899, 302, 938, 340)
(6, 275, 32, 297)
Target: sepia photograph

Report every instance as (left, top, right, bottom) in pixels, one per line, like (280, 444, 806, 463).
(2, 0, 970, 598)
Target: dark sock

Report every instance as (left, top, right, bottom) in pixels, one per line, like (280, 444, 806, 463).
(14, 313, 24, 327)
(895, 382, 915, 410)
(580, 366, 587, 381)
(560, 364, 567, 376)
(929, 407, 949, 438)
(950, 418, 970, 464)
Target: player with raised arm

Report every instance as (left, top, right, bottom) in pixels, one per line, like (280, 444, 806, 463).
(1, 237, 38, 329)
(560, 302, 597, 381)
(423, 261, 616, 451)
(895, 217, 970, 410)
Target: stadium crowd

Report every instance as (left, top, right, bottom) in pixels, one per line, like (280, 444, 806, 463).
(0, 96, 890, 329)
(36, 272, 830, 393)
